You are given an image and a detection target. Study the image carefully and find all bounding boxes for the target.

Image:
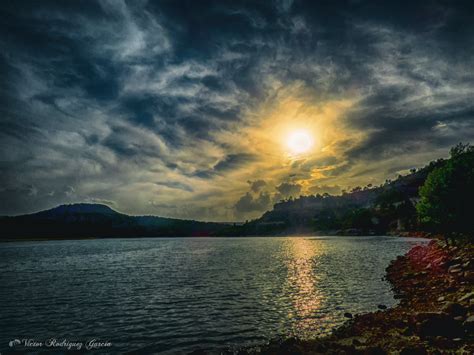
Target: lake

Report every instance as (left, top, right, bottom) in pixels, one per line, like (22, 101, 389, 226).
(0, 236, 428, 354)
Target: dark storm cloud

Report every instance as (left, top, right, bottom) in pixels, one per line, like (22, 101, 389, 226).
(248, 180, 267, 193)
(194, 153, 256, 179)
(1, 0, 474, 219)
(234, 191, 272, 214)
(276, 182, 302, 198)
(213, 154, 256, 172)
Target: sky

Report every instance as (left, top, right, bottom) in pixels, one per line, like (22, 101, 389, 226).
(1, 0, 474, 221)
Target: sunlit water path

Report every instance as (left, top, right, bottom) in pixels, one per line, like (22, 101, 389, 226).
(0, 236, 428, 354)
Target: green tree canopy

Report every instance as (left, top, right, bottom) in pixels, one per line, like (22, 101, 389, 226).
(416, 143, 474, 237)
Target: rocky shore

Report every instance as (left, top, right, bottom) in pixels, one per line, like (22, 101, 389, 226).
(239, 239, 474, 354)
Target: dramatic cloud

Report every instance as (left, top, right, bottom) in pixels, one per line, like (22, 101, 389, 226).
(276, 183, 302, 198)
(248, 180, 267, 193)
(308, 185, 342, 196)
(1, 0, 474, 220)
(235, 192, 272, 216)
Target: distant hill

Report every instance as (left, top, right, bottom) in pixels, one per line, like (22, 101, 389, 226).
(34, 203, 119, 216)
(0, 203, 228, 240)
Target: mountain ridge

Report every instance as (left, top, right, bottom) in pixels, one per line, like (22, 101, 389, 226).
(31, 203, 121, 217)
(0, 203, 228, 239)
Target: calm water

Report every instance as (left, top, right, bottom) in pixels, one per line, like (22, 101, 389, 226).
(0, 236, 428, 354)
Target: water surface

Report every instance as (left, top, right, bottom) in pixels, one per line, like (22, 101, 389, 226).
(0, 236, 428, 354)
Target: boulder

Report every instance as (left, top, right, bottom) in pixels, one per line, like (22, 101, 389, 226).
(463, 315, 474, 333)
(351, 337, 367, 346)
(459, 291, 474, 302)
(442, 302, 467, 317)
(277, 337, 303, 355)
(400, 346, 427, 355)
(417, 312, 464, 338)
(364, 346, 386, 355)
(464, 271, 474, 282)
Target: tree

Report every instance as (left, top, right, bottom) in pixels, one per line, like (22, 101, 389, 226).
(416, 143, 474, 241)
(343, 208, 374, 231)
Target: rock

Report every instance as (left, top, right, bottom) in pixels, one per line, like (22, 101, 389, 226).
(464, 271, 474, 282)
(377, 304, 387, 310)
(400, 346, 427, 355)
(344, 312, 353, 319)
(463, 315, 474, 332)
(417, 312, 464, 338)
(432, 335, 452, 348)
(278, 337, 302, 355)
(442, 302, 467, 317)
(364, 346, 386, 355)
(352, 337, 367, 346)
(459, 291, 474, 302)
(401, 327, 412, 335)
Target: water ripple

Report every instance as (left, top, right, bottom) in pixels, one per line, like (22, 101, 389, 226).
(0, 236, 428, 354)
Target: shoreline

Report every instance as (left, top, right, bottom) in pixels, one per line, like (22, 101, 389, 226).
(235, 239, 473, 354)
(0, 232, 428, 243)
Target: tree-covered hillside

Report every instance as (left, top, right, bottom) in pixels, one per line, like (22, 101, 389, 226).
(224, 145, 473, 236)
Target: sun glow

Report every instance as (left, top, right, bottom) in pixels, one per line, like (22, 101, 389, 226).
(286, 130, 313, 155)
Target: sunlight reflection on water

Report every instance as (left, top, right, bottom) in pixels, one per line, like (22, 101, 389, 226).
(284, 238, 324, 336)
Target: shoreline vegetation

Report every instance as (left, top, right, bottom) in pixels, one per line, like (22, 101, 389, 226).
(223, 237, 472, 355)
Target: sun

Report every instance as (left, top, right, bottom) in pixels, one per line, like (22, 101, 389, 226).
(286, 130, 313, 155)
